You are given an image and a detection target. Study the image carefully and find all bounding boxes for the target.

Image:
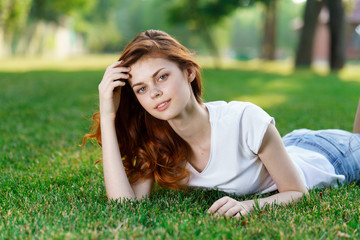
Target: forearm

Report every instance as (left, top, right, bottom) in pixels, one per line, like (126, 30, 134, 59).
(257, 190, 308, 209)
(353, 98, 360, 133)
(100, 116, 135, 201)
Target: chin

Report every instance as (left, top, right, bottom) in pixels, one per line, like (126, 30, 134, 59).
(150, 111, 178, 121)
(153, 115, 174, 121)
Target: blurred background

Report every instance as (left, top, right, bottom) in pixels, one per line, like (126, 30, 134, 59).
(0, 0, 359, 72)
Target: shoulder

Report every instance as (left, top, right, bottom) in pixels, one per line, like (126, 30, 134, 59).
(205, 100, 266, 119)
(205, 100, 252, 108)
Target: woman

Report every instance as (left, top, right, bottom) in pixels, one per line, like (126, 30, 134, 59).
(83, 30, 360, 219)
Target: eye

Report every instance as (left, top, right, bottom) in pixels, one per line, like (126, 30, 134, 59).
(136, 87, 146, 94)
(158, 74, 168, 81)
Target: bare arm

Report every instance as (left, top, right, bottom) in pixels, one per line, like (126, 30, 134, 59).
(353, 98, 360, 133)
(99, 61, 153, 201)
(208, 123, 308, 219)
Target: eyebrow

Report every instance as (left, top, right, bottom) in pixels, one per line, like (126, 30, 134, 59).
(131, 67, 165, 88)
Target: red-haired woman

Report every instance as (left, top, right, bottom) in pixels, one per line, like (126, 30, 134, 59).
(84, 30, 360, 219)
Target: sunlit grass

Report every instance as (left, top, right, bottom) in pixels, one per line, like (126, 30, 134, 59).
(0, 54, 119, 72)
(197, 56, 360, 81)
(197, 56, 294, 75)
(339, 64, 360, 82)
(2, 54, 359, 82)
(235, 93, 287, 108)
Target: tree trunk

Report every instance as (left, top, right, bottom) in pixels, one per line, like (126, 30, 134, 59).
(327, 0, 345, 70)
(295, 0, 323, 68)
(27, 21, 47, 56)
(261, 0, 277, 60)
(0, 29, 14, 58)
(0, 28, 10, 58)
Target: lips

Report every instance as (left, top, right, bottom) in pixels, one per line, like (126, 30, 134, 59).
(155, 99, 171, 111)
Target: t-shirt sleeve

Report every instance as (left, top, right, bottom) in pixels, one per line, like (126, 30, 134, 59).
(240, 103, 275, 154)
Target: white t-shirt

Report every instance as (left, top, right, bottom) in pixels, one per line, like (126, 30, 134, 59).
(186, 101, 345, 196)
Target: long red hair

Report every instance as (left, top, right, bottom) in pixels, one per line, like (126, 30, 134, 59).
(83, 30, 203, 189)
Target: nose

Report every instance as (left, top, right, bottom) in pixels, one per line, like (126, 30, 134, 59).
(150, 85, 162, 99)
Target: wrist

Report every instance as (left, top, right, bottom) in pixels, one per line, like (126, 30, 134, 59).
(100, 112, 117, 122)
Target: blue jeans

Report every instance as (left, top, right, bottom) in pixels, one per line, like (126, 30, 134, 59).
(282, 129, 360, 183)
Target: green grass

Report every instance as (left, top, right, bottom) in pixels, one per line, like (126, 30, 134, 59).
(1, 61, 360, 239)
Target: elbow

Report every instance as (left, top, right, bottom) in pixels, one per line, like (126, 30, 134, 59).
(280, 184, 308, 196)
(283, 183, 309, 197)
(303, 188, 309, 196)
(293, 187, 309, 201)
(299, 184, 309, 196)
(280, 186, 309, 202)
(296, 186, 309, 197)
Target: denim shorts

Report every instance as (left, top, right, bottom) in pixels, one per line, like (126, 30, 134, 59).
(282, 129, 360, 183)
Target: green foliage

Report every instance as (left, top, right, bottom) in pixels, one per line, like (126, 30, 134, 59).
(1, 61, 360, 238)
(72, 0, 125, 52)
(228, 7, 262, 59)
(168, 0, 256, 60)
(28, 0, 96, 23)
(74, 0, 176, 52)
(169, 0, 248, 28)
(167, 0, 281, 34)
(0, 0, 32, 32)
(256, 0, 276, 7)
(1, 0, 305, 58)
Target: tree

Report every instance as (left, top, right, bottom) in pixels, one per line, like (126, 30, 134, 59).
(295, 0, 322, 68)
(168, 0, 246, 66)
(260, 0, 277, 59)
(295, 0, 345, 70)
(0, 0, 32, 56)
(168, 0, 279, 63)
(71, 0, 124, 52)
(28, 0, 95, 23)
(0, 0, 97, 57)
(0, 0, 32, 31)
(328, 0, 345, 70)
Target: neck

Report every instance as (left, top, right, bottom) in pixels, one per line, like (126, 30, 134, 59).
(167, 98, 210, 146)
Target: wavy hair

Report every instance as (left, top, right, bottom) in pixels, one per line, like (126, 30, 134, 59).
(82, 30, 202, 189)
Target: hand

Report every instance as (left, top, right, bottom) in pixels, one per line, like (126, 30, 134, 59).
(207, 196, 255, 219)
(98, 61, 131, 120)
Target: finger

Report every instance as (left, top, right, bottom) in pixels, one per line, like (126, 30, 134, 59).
(106, 62, 131, 74)
(207, 197, 230, 213)
(101, 73, 129, 89)
(216, 200, 237, 215)
(112, 80, 126, 88)
(241, 211, 249, 218)
(110, 72, 130, 82)
(106, 67, 131, 77)
(112, 62, 131, 71)
(99, 74, 126, 93)
(108, 60, 123, 69)
(224, 205, 243, 218)
(234, 212, 242, 220)
(238, 209, 249, 218)
(100, 81, 125, 98)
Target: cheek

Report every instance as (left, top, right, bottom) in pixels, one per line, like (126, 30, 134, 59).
(136, 95, 150, 109)
(170, 77, 190, 93)
(177, 81, 192, 96)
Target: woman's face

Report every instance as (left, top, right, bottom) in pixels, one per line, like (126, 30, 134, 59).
(128, 56, 195, 121)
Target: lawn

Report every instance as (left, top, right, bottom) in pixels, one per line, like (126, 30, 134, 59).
(1, 57, 360, 239)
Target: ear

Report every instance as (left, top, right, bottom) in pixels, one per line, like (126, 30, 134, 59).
(187, 67, 196, 83)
